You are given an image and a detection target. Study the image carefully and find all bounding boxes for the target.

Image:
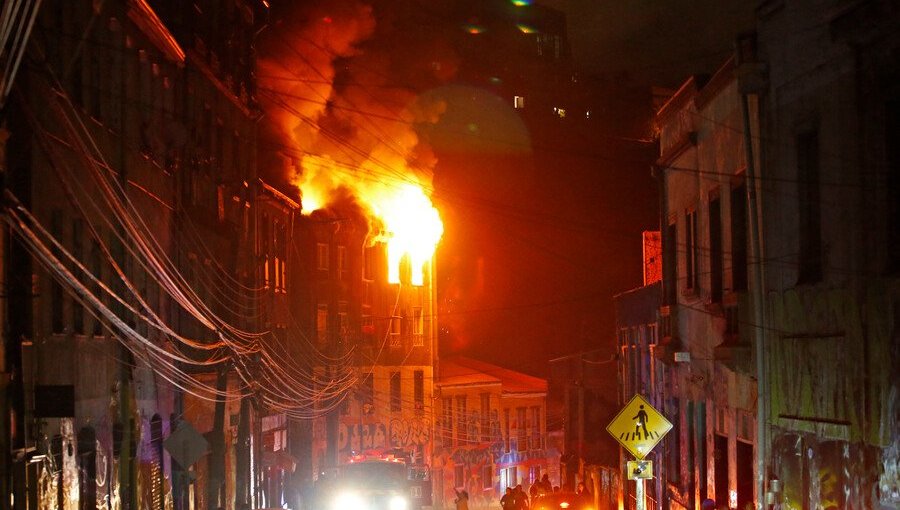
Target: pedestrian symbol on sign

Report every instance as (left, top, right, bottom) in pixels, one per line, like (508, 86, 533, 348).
(606, 394, 672, 459)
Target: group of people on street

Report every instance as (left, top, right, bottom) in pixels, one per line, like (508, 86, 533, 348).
(455, 474, 591, 510)
(499, 485, 531, 510)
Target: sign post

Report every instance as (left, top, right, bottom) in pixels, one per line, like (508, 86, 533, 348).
(607, 395, 673, 510)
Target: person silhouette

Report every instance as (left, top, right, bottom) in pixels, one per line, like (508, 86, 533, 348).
(633, 405, 650, 439)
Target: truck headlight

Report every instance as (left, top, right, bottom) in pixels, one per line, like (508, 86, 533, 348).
(333, 491, 366, 510)
(389, 495, 408, 510)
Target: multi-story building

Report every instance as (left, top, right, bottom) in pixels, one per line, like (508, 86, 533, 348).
(750, 2, 900, 508)
(433, 356, 556, 509)
(293, 199, 437, 495)
(654, 57, 759, 510)
(0, 2, 265, 510)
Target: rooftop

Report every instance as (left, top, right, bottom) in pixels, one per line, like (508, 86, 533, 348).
(438, 356, 547, 394)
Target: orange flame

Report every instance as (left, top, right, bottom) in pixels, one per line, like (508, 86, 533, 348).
(297, 155, 443, 286)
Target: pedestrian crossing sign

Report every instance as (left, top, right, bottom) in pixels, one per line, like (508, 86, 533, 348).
(606, 394, 672, 459)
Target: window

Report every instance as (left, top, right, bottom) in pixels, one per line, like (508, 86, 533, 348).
(363, 245, 377, 280)
(454, 465, 464, 490)
(316, 304, 328, 345)
(217, 185, 225, 222)
(337, 302, 349, 341)
(504, 467, 517, 490)
(390, 371, 401, 412)
(337, 245, 347, 279)
(390, 317, 402, 348)
(412, 307, 424, 346)
(709, 193, 723, 302)
(362, 315, 375, 343)
(730, 182, 748, 291)
(514, 95, 525, 109)
(390, 316, 402, 337)
(664, 217, 677, 304)
(456, 396, 467, 444)
(413, 370, 424, 413)
(516, 407, 526, 451)
(797, 129, 822, 283)
(456, 395, 469, 444)
(480, 393, 491, 442)
(685, 208, 698, 292)
(442, 397, 453, 447)
(483, 465, 492, 489)
(316, 243, 329, 271)
(530, 406, 541, 450)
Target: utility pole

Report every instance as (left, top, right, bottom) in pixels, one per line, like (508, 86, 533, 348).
(736, 35, 769, 510)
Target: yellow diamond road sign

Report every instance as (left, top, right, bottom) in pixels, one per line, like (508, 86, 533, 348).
(607, 394, 672, 459)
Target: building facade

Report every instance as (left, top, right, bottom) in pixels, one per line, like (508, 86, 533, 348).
(433, 356, 556, 510)
(292, 199, 437, 500)
(1, 2, 266, 510)
(655, 58, 760, 510)
(752, 1, 900, 508)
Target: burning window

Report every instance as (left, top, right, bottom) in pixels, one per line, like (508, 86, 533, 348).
(514, 95, 525, 109)
(316, 243, 329, 271)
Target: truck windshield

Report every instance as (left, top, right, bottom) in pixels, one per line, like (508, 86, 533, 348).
(341, 462, 407, 488)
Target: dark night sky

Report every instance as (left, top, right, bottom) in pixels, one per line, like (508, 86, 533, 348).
(542, 0, 756, 88)
(259, 0, 758, 377)
(430, 1, 756, 375)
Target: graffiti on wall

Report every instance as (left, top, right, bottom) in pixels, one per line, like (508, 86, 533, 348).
(338, 417, 432, 462)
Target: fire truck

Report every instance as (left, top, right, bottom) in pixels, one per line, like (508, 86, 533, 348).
(319, 453, 432, 510)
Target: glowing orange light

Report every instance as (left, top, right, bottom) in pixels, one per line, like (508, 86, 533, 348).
(516, 23, 537, 34)
(375, 183, 443, 286)
(296, 156, 443, 286)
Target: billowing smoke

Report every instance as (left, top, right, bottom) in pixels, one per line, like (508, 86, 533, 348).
(256, 0, 453, 220)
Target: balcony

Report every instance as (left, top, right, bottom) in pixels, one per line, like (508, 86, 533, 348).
(653, 305, 682, 365)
